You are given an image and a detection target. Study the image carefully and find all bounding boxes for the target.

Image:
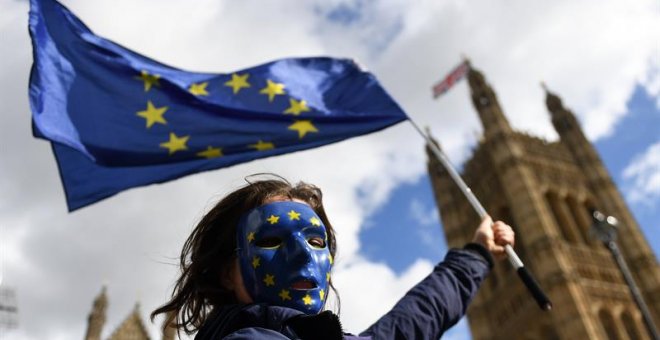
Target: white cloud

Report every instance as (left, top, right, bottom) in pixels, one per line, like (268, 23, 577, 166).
(410, 198, 439, 227)
(331, 257, 434, 333)
(1, 0, 658, 339)
(623, 141, 660, 205)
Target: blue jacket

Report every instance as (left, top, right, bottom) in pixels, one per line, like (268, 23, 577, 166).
(195, 244, 492, 340)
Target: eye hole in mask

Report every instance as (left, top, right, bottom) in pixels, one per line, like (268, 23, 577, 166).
(255, 236, 327, 249)
(308, 237, 326, 249)
(255, 237, 282, 249)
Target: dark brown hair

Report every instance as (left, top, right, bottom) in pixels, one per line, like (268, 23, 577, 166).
(151, 175, 339, 334)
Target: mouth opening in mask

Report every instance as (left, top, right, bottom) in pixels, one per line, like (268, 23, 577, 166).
(291, 279, 317, 290)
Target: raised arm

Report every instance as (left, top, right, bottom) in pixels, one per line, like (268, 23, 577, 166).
(360, 216, 514, 339)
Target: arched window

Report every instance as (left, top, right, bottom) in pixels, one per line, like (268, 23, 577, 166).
(566, 195, 592, 244)
(621, 310, 642, 340)
(598, 309, 620, 340)
(545, 192, 582, 244)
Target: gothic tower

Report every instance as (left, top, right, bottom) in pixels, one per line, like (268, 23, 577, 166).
(427, 63, 659, 339)
(83, 287, 177, 340)
(84, 287, 107, 340)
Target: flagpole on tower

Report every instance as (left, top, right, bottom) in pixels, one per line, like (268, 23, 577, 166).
(419, 59, 552, 311)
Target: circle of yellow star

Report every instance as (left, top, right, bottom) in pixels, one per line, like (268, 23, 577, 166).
(135, 70, 160, 92)
(136, 101, 168, 128)
(225, 73, 251, 94)
(259, 79, 286, 102)
(252, 256, 261, 269)
(249, 140, 275, 151)
(189, 82, 209, 96)
(279, 289, 292, 301)
(284, 98, 310, 116)
(263, 274, 275, 287)
(247, 232, 255, 243)
(196, 146, 223, 159)
(287, 210, 301, 221)
(288, 120, 319, 139)
(267, 215, 280, 224)
(159, 132, 190, 155)
(310, 217, 321, 227)
(302, 294, 313, 306)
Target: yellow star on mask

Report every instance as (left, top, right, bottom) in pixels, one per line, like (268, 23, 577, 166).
(267, 215, 280, 224)
(259, 79, 286, 102)
(196, 146, 223, 159)
(136, 101, 168, 128)
(252, 256, 261, 269)
(247, 232, 255, 243)
(263, 274, 275, 287)
(288, 120, 318, 139)
(189, 82, 209, 96)
(319, 289, 325, 300)
(326, 273, 330, 282)
(160, 133, 190, 155)
(225, 73, 250, 94)
(310, 217, 321, 227)
(287, 210, 301, 221)
(135, 70, 160, 92)
(302, 294, 313, 306)
(328, 255, 333, 265)
(249, 140, 275, 151)
(279, 289, 292, 301)
(284, 98, 310, 116)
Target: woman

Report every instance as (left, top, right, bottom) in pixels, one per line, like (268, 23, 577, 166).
(152, 177, 514, 339)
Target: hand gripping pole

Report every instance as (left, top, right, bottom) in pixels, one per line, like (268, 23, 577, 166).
(413, 122, 552, 311)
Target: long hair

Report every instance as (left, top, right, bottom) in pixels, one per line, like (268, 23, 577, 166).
(151, 176, 339, 334)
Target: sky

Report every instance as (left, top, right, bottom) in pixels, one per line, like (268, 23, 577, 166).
(0, 0, 658, 339)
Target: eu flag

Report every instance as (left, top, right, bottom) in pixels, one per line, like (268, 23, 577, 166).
(28, 0, 409, 211)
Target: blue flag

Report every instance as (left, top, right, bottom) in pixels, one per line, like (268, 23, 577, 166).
(28, 0, 408, 211)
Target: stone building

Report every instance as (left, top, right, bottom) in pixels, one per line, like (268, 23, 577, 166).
(427, 63, 659, 339)
(84, 287, 175, 340)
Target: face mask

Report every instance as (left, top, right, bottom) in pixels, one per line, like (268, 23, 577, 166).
(237, 201, 332, 314)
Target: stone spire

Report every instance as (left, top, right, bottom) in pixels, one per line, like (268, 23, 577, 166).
(466, 62, 513, 138)
(84, 286, 107, 340)
(108, 303, 151, 340)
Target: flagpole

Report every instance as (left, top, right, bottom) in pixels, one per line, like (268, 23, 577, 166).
(409, 119, 553, 311)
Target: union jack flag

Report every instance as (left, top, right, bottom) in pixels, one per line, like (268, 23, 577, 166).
(432, 61, 469, 99)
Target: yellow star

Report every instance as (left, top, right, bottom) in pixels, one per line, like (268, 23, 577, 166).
(225, 73, 251, 94)
(259, 79, 286, 102)
(310, 217, 321, 227)
(319, 289, 325, 300)
(196, 146, 223, 159)
(247, 232, 255, 243)
(267, 215, 280, 224)
(279, 289, 292, 301)
(287, 210, 301, 221)
(326, 273, 330, 282)
(135, 70, 160, 92)
(189, 82, 209, 96)
(159, 133, 190, 155)
(136, 101, 168, 128)
(288, 120, 318, 139)
(249, 140, 275, 151)
(284, 98, 310, 116)
(263, 274, 275, 287)
(252, 256, 261, 269)
(302, 294, 313, 306)
(328, 255, 333, 265)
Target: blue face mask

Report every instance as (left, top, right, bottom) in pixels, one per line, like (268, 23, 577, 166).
(237, 201, 332, 314)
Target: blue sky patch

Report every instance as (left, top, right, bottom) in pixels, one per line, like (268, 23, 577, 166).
(358, 174, 446, 274)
